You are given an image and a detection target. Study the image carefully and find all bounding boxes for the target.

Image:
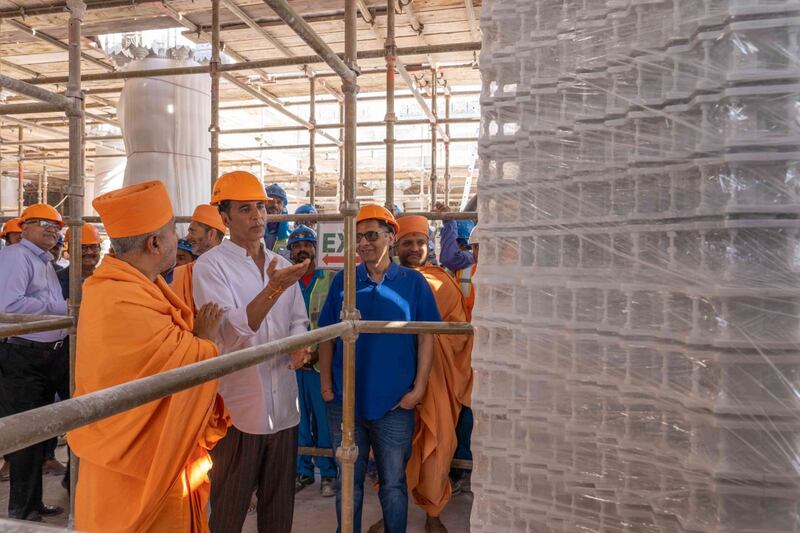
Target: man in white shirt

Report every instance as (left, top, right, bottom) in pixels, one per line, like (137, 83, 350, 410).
(193, 170, 311, 533)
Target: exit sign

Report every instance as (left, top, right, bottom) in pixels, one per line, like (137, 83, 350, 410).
(316, 222, 362, 269)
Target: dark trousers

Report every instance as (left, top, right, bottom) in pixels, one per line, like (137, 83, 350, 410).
(209, 425, 298, 533)
(451, 406, 473, 478)
(0, 340, 68, 519)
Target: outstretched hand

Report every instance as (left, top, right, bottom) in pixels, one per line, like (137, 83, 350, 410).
(266, 258, 309, 292)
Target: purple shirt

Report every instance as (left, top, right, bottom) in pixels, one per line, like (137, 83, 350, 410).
(439, 220, 475, 273)
(0, 239, 68, 342)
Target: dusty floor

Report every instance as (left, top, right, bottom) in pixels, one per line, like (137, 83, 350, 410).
(0, 448, 472, 532)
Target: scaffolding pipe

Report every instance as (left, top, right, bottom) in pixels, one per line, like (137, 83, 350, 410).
(309, 75, 317, 205)
(23, 42, 481, 85)
(220, 117, 479, 135)
(42, 166, 48, 203)
(0, 74, 79, 113)
(0, 316, 75, 337)
(340, 0, 360, 530)
(430, 68, 438, 208)
(444, 92, 451, 206)
(385, 0, 396, 211)
(210, 0, 221, 188)
(66, 0, 86, 517)
(17, 126, 23, 213)
(261, 0, 357, 85)
(0, 102, 66, 115)
(214, 137, 477, 152)
(0, 323, 354, 457)
(1, 211, 478, 225)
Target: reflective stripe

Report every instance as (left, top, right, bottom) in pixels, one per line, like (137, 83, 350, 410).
(456, 265, 474, 298)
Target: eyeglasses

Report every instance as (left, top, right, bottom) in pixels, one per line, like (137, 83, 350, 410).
(356, 231, 389, 243)
(26, 219, 61, 230)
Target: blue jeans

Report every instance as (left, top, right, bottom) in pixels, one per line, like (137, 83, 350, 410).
(296, 370, 337, 478)
(451, 406, 473, 478)
(326, 401, 415, 533)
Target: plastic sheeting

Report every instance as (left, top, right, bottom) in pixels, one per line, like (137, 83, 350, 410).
(470, 1, 800, 532)
(118, 57, 211, 217)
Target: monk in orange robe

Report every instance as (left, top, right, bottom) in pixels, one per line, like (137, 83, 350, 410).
(68, 181, 228, 533)
(171, 204, 226, 312)
(395, 215, 473, 533)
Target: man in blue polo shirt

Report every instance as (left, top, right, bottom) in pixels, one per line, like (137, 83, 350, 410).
(318, 204, 440, 533)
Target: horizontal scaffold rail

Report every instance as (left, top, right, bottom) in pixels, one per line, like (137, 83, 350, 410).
(0, 313, 74, 337)
(0, 321, 473, 457)
(0, 212, 478, 224)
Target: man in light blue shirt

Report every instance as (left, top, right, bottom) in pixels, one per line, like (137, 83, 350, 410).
(0, 203, 69, 522)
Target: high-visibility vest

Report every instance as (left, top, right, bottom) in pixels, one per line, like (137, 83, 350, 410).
(456, 263, 477, 314)
(307, 270, 335, 330)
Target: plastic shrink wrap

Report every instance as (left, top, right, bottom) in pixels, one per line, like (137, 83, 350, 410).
(470, 1, 800, 531)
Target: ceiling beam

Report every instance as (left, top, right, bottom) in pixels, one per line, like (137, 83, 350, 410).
(160, 2, 341, 146)
(356, 1, 449, 142)
(5, 19, 115, 72)
(219, 0, 343, 102)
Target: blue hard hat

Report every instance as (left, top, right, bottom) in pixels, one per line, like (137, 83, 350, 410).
(177, 239, 195, 255)
(265, 184, 288, 206)
(287, 225, 317, 249)
(456, 219, 476, 245)
(295, 203, 318, 215)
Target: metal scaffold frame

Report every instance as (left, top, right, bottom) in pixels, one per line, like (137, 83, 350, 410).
(0, 2, 480, 531)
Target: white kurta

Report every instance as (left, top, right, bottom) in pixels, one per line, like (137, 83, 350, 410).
(193, 239, 309, 435)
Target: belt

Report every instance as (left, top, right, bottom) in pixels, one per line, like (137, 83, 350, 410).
(1, 337, 65, 351)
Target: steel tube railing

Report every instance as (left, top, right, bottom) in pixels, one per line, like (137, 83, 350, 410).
(0, 323, 354, 457)
(0, 316, 74, 337)
(0, 73, 79, 114)
(1, 211, 478, 224)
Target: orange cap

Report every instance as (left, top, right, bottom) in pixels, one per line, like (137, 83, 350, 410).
(356, 204, 399, 234)
(65, 224, 102, 247)
(0, 217, 22, 237)
(93, 181, 174, 238)
(211, 171, 266, 205)
(20, 204, 64, 227)
(395, 215, 429, 242)
(192, 204, 226, 234)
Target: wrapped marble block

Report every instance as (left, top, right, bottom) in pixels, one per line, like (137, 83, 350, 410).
(471, 0, 800, 531)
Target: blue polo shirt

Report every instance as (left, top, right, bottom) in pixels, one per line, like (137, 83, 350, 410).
(318, 261, 441, 420)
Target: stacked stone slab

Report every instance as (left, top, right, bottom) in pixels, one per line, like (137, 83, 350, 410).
(471, 1, 800, 531)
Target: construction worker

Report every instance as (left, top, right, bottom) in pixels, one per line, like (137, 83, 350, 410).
(264, 183, 292, 256)
(193, 171, 311, 533)
(392, 215, 474, 533)
(172, 204, 226, 313)
(50, 233, 68, 270)
(433, 202, 476, 315)
(57, 224, 102, 299)
(1, 217, 23, 246)
(318, 204, 440, 533)
(287, 225, 337, 497)
(185, 204, 226, 256)
(0, 203, 69, 522)
(294, 203, 318, 230)
(175, 239, 196, 267)
(68, 181, 227, 532)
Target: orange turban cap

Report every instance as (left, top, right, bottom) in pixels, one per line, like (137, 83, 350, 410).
(93, 181, 174, 239)
(395, 215, 430, 242)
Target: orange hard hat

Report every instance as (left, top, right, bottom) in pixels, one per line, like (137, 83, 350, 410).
(0, 217, 22, 238)
(20, 204, 64, 227)
(65, 224, 102, 247)
(192, 204, 227, 233)
(211, 171, 267, 205)
(356, 204, 399, 234)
